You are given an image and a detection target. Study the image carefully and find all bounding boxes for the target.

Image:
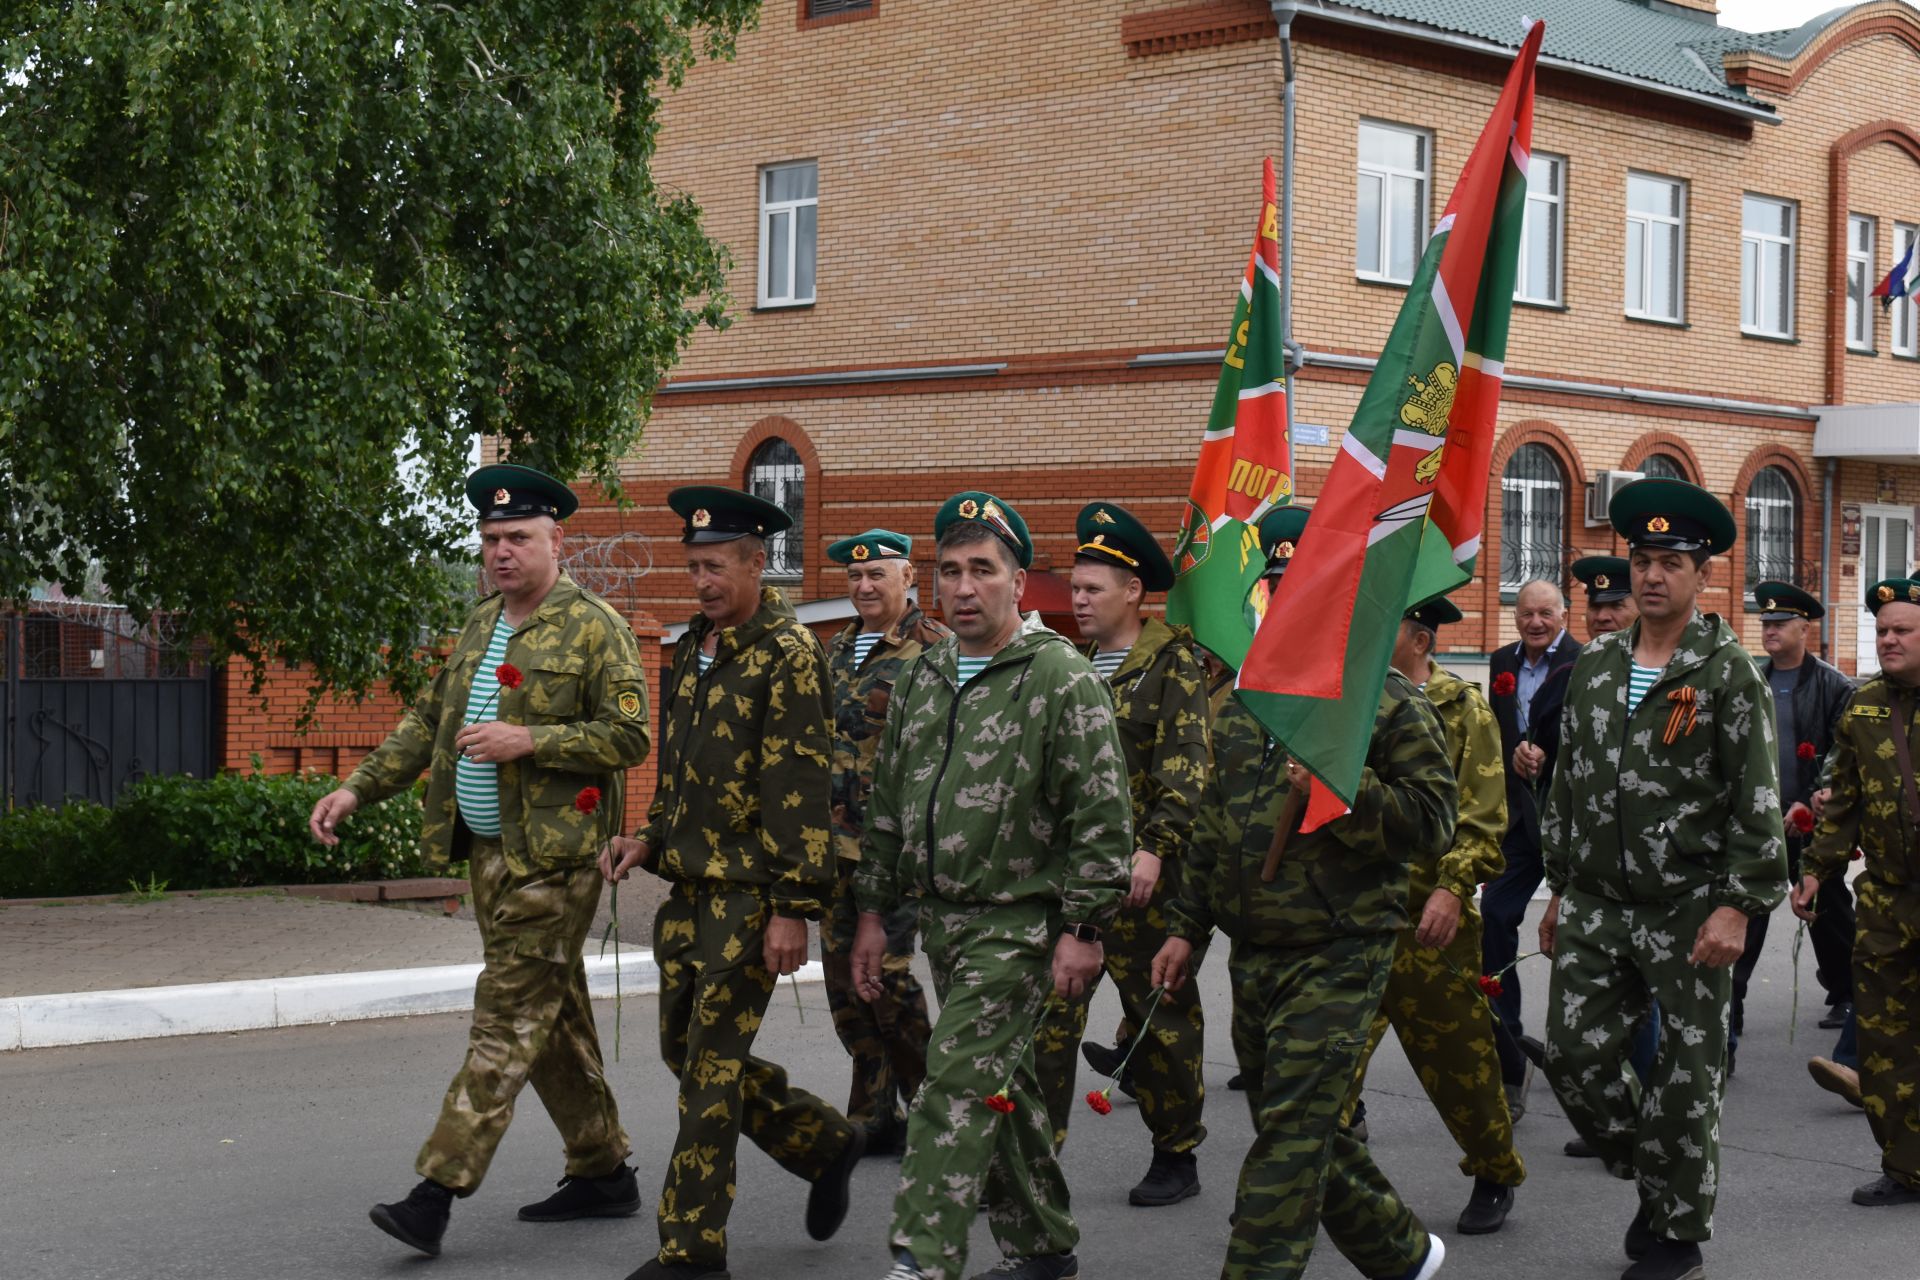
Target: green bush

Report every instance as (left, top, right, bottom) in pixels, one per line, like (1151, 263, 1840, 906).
(0, 770, 433, 898)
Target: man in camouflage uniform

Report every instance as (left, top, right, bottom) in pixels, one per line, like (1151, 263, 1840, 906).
(601, 486, 862, 1280)
(822, 528, 942, 1154)
(1343, 594, 1523, 1235)
(851, 491, 1131, 1280)
(1027, 501, 1210, 1206)
(1154, 627, 1457, 1280)
(1539, 478, 1788, 1280)
(1795, 576, 1920, 1209)
(310, 464, 653, 1258)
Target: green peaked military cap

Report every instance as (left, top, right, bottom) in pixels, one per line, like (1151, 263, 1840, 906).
(1755, 579, 1823, 622)
(934, 491, 1033, 568)
(1074, 502, 1175, 593)
(1257, 506, 1309, 576)
(1572, 555, 1632, 605)
(1866, 576, 1920, 615)
(1404, 594, 1463, 629)
(827, 529, 913, 565)
(1608, 477, 1736, 556)
(465, 463, 579, 522)
(667, 485, 792, 544)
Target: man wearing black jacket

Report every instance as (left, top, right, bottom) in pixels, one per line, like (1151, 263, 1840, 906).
(1483, 579, 1576, 1113)
(1729, 581, 1857, 1069)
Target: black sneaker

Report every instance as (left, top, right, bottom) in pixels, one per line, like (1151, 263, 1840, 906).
(1852, 1174, 1920, 1207)
(369, 1178, 454, 1256)
(1624, 1205, 1655, 1261)
(517, 1164, 641, 1221)
(1080, 1039, 1137, 1098)
(805, 1125, 866, 1241)
(1128, 1149, 1199, 1206)
(967, 1254, 1080, 1280)
(1455, 1178, 1513, 1235)
(623, 1260, 732, 1280)
(1385, 1235, 1446, 1280)
(1564, 1136, 1598, 1158)
(1621, 1239, 1703, 1280)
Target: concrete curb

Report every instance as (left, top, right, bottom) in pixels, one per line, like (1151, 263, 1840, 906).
(1, 955, 827, 1051)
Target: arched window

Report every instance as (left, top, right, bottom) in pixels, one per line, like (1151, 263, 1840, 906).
(747, 438, 805, 579)
(1745, 466, 1798, 590)
(1500, 444, 1566, 596)
(1639, 452, 1687, 481)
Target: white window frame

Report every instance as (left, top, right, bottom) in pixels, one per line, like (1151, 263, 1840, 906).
(1894, 223, 1919, 358)
(1848, 214, 1877, 352)
(1740, 194, 1796, 339)
(1624, 172, 1687, 323)
(757, 161, 817, 308)
(1355, 121, 1431, 286)
(1515, 152, 1566, 305)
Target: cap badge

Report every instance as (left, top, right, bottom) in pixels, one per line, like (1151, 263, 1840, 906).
(958, 499, 979, 519)
(1647, 516, 1671, 534)
(1765, 598, 1778, 611)
(851, 544, 870, 561)
(1093, 509, 1116, 525)
(1091, 534, 1106, 546)
(982, 500, 1003, 521)
(1277, 540, 1296, 559)
(1910, 585, 1919, 602)
(691, 508, 712, 529)
(1594, 574, 1610, 589)
(493, 488, 513, 506)
(1878, 584, 1896, 603)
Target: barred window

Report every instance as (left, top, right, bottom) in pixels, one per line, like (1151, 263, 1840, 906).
(747, 438, 805, 579)
(1500, 444, 1566, 596)
(1639, 453, 1687, 481)
(1745, 467, 1797, 590)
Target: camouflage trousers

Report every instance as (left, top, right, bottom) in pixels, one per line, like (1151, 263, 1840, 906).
(822, 856, 932, 1132)
(1225, 933, 1431, 1280)
(1543, 888, 1729, 1243)
(1341, 905, 1526, 1186)
(1033, 887, 1207, 1153)
(1854, 875, 1920, 1190)
(416, 837, 628, 1194)
(892, 900, 1077, 1280)
(652, 884, 856, 1269)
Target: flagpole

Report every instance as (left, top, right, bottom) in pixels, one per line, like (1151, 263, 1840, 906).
(1273, 0, 1301, 451)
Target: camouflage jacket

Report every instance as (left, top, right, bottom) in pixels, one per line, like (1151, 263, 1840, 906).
(827, 603, 948, 862)
(638, 587, 835, 918)
(345, 574, 651, 875)
(852, 613, 1131, 928)
(1417, 663, 1508, 907)
(1169, 671, 1456, 948)
(1542, 613, 1788, 916)
(1806, 674, 1920, 887)
(1082, 618, 1211, 865)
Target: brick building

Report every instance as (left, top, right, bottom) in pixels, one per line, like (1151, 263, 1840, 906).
(572, 0, 1920, 679)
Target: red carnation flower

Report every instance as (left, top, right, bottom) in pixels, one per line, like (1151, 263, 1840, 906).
(1797, 741, 1817, 761)
(1478, 974, 1504, 998)
(496, 662, 524, 690)
(983, 1091, 1015, 1114)
(1785, 802, 1814, 836)
(575, 787, 602, 815)
(1492, 672, 1518, 697)
(1085, 1090, 1114, 1116)
(1851, 849, 1864, 861)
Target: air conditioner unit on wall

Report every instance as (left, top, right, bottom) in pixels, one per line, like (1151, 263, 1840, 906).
(1585, 470, 1645, 526)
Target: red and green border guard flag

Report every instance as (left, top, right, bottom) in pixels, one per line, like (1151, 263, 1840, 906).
(1237, 20, 1543, 831)
(1166, 157, 1293, 670)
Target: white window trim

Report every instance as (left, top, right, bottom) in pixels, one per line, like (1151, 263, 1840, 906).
(1355, 121, 1432, 286)
(1894, 223, 1919, 359)
(1624, 172, 1687, 323)
(1848, 213, 1877, 353)
(757, 161, 817, 309)
(1744, 473, 1797, 590)
(1515, 152, 1566, 306)
(1740, 194, 1796, 339)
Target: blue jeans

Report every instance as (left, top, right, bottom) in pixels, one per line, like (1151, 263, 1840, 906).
(1832, 1004, 1859, 1070)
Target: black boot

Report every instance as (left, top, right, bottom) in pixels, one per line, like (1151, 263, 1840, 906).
(967, 1254, 1080, 1280)
(1225, 1071, 1247, 1091)
(517, 1164, 641, 1221)
(370, 1179, 454, 1256)
(1080, 1039, 1137, 1098)
(1455, 1177, 1513, 1234)
(805, 1125, 866, 1240)
(1128, 1149, 1199, 1206)
(1621, 1238, 1704, 1280)
(1564, 1136, 1597, 1158)
(864, 1110, 908, 1157)
(623, 1259, 732, 1280)
(1623, 1205, 1655, 1261)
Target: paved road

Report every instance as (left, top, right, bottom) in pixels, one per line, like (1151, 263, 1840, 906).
(2, 901, 1909, 1280)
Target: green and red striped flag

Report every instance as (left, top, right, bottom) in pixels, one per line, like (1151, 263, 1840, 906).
(1166, 157, 1293, 670)
(1237, 20, 1543, 831)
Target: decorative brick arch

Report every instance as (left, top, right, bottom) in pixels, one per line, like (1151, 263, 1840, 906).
(1621, 430, 1704, 482)
(1827, 121, 1920, 402)
(1732, 444, 1818, 602)
(729, 416, 824, 599)
(1479, 422, 1585, 643)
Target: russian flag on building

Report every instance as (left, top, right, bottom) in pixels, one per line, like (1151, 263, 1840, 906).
(1872, 236, 1918, 308)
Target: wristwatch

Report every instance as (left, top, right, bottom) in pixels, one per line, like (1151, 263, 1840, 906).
(1062, 922, 1103, 944)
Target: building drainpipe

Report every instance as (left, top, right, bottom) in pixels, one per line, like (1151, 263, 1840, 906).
(1821, 457, 1836, 663)
(1272, 1, 1303, 442)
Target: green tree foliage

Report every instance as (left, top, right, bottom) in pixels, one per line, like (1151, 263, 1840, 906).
(0, 0, 757, 701)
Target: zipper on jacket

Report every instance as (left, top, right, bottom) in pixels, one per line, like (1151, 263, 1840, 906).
(665, 636, 722, 846)
(921, 654, 1034, 896)
(1239, 734, 1283, 930)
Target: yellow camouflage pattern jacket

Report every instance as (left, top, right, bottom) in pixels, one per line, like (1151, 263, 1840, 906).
(345, 574, 651, 875)
(639, 586, 836, 918)
(1083, 618, 1211, 865)
(828, 603, 949, 862)
(1807, 674, 1920, 887)
(1416, 663, 1507, 907)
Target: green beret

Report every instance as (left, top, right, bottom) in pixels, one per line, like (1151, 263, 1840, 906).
(1755, 580, 1823, 622)
(1404, 595, 1462, 630)
(1074, 502, 1175, 593)
(1257, 506, 1309, 577)
(667, 485, 792, 544)
(828, 529, 913, 565)
(1571, 555, 1631, 605)
(1608, 478, 1735, 556)
(1866, 577, 1920, 615)
(934, 491, 1032, 568)
(465, 463, 578, 522)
